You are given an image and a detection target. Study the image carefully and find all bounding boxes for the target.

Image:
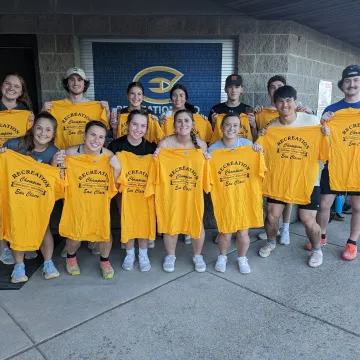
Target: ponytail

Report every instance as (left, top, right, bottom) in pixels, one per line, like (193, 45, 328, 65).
(185, 102, 197, 114)
(190, 129, 200, 149)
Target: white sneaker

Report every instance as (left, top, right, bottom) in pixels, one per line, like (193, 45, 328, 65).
(193, 255, 206, 272)
(163, 255, 176, 272)
(308, 250, 323, 268)
(214, 233, 220, 244)
(259, 242, 276, 258)
(279, 230, 290, 245)
(139, 255, 151, 272)
(88, 242, 100, 255)
(148, 240, 155, 249)
(184, 235, 192, 244)
(214, 255, 227, 272)
(25, 251, 38, 260)
(122, 253, 135, 271)
(0, 247, 15, 265)
(238, 257, 251, 274)
(257, 230, 280, 240)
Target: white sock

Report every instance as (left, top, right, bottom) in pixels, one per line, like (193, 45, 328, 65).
(282, 223, 290, 232)
(238, 256, 247, 261)
(126, 247, 135, 256)
(139, 248, 148, 257)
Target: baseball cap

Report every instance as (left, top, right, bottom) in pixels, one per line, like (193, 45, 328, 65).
(225, 74, 243, 87)
(65, 67, 87, 80)
(341, 65, 360, 80)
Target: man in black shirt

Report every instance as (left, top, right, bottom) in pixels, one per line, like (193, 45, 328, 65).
(208, 74, 256, 138)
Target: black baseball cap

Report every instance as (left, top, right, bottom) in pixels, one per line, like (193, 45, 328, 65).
(225, 74, 243, 87)
(341, 65, 360, 80)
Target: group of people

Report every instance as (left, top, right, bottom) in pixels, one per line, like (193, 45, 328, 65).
(0, 63, 358, 284)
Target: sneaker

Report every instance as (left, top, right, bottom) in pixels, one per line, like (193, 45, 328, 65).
(122, 253, 135, 271)
(66, 257, 80, 276)
(163, 255, 176, 272)
(214, 233, 220, 244)
(342, 243, 357, 261)
(148, 240, 155, 249)
(214, 255, 227, 272)
(259, 242, 276, 258)
(308, 250, 323, 268)
(100, 261, 114, 279)
(238, 257, 251, 274)
(193, 255, 206, 273)
(139, 255, 151, 272)
(343, 208, 352, 215)
(333, 213, 345, 221)
(88, 242, 100, 255)
(184, 235, 192, 244)
(305, 237, 327, 251)
(279, 230, 290, 245)
(60, 245, 67, 258)
(0, 247, 15, 265)
(257, 230, 280, 240)
(42, 260, 60, 280)
(11, 264, 28, 283)
(25, 251, 38, 260)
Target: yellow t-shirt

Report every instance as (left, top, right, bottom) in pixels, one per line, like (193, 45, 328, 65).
(161, 115, 175, 137)
(49, 100, 109, 149)
(210, 147, 266, 232)
(145, 149, 210, 239)
(327, 108, 360, 191)
(59, 154, 117, 242)
(257, 126, 329, 204)
(116, 113, 164, 144)
(255, 109, 279, 130)
(0, 110, 32, 147)
(0, 150, 64, 251)
(209, 113, 253, 145)
(117, 152, 155, 243)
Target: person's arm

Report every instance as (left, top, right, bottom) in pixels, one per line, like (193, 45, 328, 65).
(99, 101, 110, 120)
(109, 152, 121, 188)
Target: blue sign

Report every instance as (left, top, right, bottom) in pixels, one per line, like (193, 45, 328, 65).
(92, 42, 222, 115)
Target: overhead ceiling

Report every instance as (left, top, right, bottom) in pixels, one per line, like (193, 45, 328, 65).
(213, 0, 360, 48)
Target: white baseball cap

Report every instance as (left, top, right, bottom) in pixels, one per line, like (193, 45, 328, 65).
(65, 67, 87, 80)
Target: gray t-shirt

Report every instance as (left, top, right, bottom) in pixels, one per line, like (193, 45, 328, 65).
(4, 137, 58, 165)
(208, 137, 253, 152)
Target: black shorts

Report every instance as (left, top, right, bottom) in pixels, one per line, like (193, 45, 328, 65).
(267, 186, 320, 211)
(320, 164, 360, 196)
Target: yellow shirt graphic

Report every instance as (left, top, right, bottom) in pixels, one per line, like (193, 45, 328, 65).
(0, 110, 32, 147)
(49, 100, 109, 149)
(210, 147, 266, 232)
(117, 152, 155, 243)
(145, 149, 210, 239)
(328, 108, 360, 191)
(255, 109, 279, 130)
(59, 154, 117, 242)
(116, 113, 164, 144)
(0, 150, 64, 251)
(209, 113, 253, 145)
(257, 126, 329, 204)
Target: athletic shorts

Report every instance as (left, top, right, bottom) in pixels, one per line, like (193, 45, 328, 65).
(320, 164, 360, 196)
(267, 186, 320, 211)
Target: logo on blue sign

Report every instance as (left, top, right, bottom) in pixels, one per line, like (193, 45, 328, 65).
(133, 66, 183, 104)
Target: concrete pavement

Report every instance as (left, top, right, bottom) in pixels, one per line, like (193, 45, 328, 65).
(1, 217, 360, 360)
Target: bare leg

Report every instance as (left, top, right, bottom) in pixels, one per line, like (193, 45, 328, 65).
(236, 230, 250, 257)
(349, 196, 360, 242)
(316, 194, 336, 235)
(300, 209, 320, 248)
(66, 239, 81, 255)
(125, 239, 135, 250)
(12, 251, 25, 264)
(99, 233, 113, 258)
(218, 233, 231, 256)
(191, 225, 205, 256)
(265, 203, 285, 240)
(163, 234, 178, 255)
(282, 203, 293, 223)
(138, 238, 149, 249)
(40, 225, 54, 261)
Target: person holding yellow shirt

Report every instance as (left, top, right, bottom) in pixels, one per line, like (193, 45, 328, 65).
(0, 72, 35, 265)
(159, 84, 208, 244)
(1, 112, 65, 283)
(257, 86, 329, 268)
(63, 121, 119, 279)
(154, 109, 210, 273)
(108, 109, 157, 270)
(248, 75, 313, 246)
(208, 114, 263, 274)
